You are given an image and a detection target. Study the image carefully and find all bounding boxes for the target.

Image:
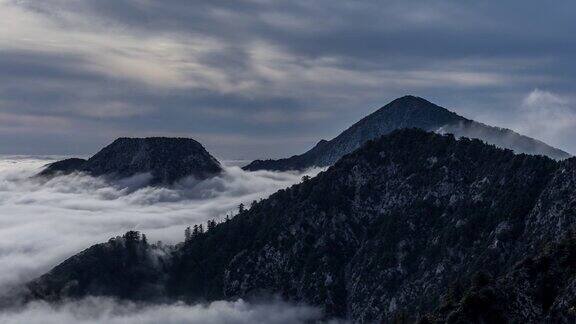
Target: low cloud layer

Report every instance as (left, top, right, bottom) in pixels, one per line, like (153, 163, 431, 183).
(0, 157, 322, 292)
(0, 157, 330, 322)
(0, 297, 338, 324)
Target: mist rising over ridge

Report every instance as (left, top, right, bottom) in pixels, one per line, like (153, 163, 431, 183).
(244, 96, 570, 171)
(22, 129, 576, 322)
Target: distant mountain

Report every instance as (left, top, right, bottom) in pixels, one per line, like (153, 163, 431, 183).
(39, 137, 222, 185)
(22, 129, 576, 322)
(243, 95, 570, 171)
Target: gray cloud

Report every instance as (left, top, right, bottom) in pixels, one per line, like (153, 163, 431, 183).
(0, 0, 575, 157)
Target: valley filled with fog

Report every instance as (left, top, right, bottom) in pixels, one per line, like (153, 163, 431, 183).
(0, 298, 327, 324)
(0, 156, 326, 323)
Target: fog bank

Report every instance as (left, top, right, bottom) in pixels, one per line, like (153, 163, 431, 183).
(0, 297, 340, 324)
(0, 156, 322, 292)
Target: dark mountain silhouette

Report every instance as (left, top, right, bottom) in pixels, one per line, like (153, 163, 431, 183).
(21, 129, 576, 322)
(243, 95, 570, 171)
(39, 137, 222, 185)
(38, 158, 88, 177)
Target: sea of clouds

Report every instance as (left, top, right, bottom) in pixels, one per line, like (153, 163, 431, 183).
(0, 156, 329, 323)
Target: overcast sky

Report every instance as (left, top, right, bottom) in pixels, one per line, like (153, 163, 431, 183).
(1, 0, 575, 159)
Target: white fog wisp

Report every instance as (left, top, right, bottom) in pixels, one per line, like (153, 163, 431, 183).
(0, 297, 338, 324)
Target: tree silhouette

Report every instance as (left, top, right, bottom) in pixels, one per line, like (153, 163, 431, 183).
(123, 230, 140, 243)
(207, 219, 216, 231)
(123, 230, 140, 259)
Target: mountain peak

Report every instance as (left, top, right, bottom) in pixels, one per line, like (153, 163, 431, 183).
(243, 97, 570, 171)
(39, 137, 222, 185)
(26, 129, 573, 322)
(381, 95, 454, 115)
(390, 94, 432, 105)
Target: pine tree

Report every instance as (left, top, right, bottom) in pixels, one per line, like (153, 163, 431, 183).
(238, 203, 245, 214)
(123, 230, 140, 242)
(193, 224, 199, 236)
(207, 219, 216, 231)
(185, 226, 192, 242)
(123, 231, 140, 259)
(199, 224, 204, 234)
(141, 234, 148, 247)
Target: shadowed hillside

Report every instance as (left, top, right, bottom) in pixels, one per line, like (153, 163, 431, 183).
(23, 129, 576, 322)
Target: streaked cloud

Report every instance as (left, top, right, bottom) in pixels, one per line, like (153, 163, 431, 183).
(0, 0, 575, 157)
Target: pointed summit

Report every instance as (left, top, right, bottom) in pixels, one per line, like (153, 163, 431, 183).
(243, 96, 570, 171)
(389, 94, 432, 105)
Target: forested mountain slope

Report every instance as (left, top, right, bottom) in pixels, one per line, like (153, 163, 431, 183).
(24, 129, 576, 322)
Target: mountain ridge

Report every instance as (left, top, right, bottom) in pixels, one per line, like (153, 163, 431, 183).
(21, 129, 576, 322)
(243, 96, 570, 171)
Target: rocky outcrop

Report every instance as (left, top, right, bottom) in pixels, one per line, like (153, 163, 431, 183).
(39, 137, 222, 185)
(243, 96, 570, 171)
(425, 232, 576, 323)
(24, 129, 576, 322)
